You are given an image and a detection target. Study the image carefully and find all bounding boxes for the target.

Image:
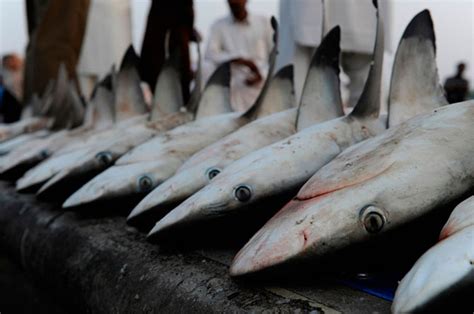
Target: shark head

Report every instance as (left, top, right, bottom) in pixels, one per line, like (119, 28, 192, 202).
(229, 133, 399, 276)
(145, 135, 322, 239)
(147, 172, 262, 239)
(230, 101, 474, 277)
(62, 160, 176, 208)
(128, 164, 210, 224)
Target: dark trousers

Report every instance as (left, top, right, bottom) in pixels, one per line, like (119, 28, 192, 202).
(140, 1, 194, 104)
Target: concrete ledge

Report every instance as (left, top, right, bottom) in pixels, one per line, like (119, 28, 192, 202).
(0, 182, 391, 313)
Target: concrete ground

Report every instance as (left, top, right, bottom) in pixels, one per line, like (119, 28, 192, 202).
(0, 182, 393, 313)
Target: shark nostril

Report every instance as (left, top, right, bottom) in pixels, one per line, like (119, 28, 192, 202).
(39, 149, 50, 158)
(360, 205, 386, 234)
(206, 167, 221, 180)
(137, 175, 154, 193)
(234, 185, 252, 202)
(96, 151, 113, 166)
(364, 212, 384, 233)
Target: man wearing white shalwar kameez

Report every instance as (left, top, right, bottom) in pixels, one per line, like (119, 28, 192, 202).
(278, 0, 391, 110)
(204, 0, 273, 112)
(77, 0, 132, 98)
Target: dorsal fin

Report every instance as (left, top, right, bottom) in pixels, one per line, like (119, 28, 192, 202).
(387, 10, 447, 127)
(65, 80, 85, 128)
(194, 61, 232, 119)
(349, 0, 383, 119)
(296, 26, 344, 131)
(150, 49, 184, 121)
(42, 63, 68, 119)
(252, 64, 295, 118)
(50, 80, 84, 130)
(241, 16, 279, 120)
(187, 42, 203, 115)
(86, 74, 115, 129)
(114, 46, 148, 121)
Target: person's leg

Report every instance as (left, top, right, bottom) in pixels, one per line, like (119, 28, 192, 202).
(293, 44, 314, 105)
(139, 2, 166, 93)
(341, 51, 372, 109)
(29, 0, 90, 101)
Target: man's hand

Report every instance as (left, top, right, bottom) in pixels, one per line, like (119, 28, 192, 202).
(232, 58, 263, 86)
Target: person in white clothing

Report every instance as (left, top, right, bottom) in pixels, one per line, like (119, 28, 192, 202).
(278, 0, 391, 110)
(204, 0, 273, 112)
(77, 0, 133, 98)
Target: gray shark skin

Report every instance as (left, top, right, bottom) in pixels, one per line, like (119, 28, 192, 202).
(55, 59, 235, 203)
(128, 26, 344, 224)
(127, 108, 297, 223)
(113, 46, 148, 121)
(392, 196, 474, 313)
(35, 47, 196, 197)
(0, 77, 117, 176)
(230, 101, 474, 277)
(14, 45, 155, 190)
(62, 112, 246, 207)
(0, 130, 50, 156)
(0, 117, 52, 143)
(62, 18, 292, 209)
(145, 1, 385, 239)
(24, 56, 225, 196)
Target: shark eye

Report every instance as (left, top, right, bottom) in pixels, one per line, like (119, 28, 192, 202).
(234, 185, 252, 202)
(95, 151, 113, 166)
(360, 205, 386, 234)
(206, 167, 221, 180)
(137, 175, 154, 192)
(39, 149, 50, 158)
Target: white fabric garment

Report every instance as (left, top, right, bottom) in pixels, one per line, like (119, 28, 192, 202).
(77, 0, 132, 96)
(203, 14, 273, 112)
(278, 0, 392, 108)
(291, 0, 324, 47)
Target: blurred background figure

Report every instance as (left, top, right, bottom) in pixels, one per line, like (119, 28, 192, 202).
(23, 0, 90, 104)
(139, 0, 197, 104)
(1, 54, 24, 102)
(278, 0, 392, 110)
(444, 62, 469, 104)
(204, 0, 273, 112)
(0, 54, 23, 122)
(77, 0, 133, 99)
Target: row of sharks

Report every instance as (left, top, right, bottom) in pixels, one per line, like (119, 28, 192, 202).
(0, 1, 472, 312)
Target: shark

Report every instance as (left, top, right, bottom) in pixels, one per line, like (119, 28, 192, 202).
(229, 9, 464, 277)
(0, 71, 115, 177)
(14, 46, 152, 191)
(145, 0, 388, 240)
(392, 196, 474, 313)
(128, 25, 345, 225)
(34, 47, 202, 198)
(62, 18, 301, 209)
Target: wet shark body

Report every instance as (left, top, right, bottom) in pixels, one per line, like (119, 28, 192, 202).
(62, 68, 290, 208)
(128, 26, 345, 224)
(0, 129, 51, 156)
(230, 100, 474, 277)
(0, 72, 117, 178)
(62, 18, 299, 209)
(36, 49, 197, 199)
(229, 9, 457, 277)
(60, 57, 236, 207)
(0, 117, 53, 143)
(145, 1, 387, 239)
(392, 196, 474, 313)
(15, 46, 153, 192)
